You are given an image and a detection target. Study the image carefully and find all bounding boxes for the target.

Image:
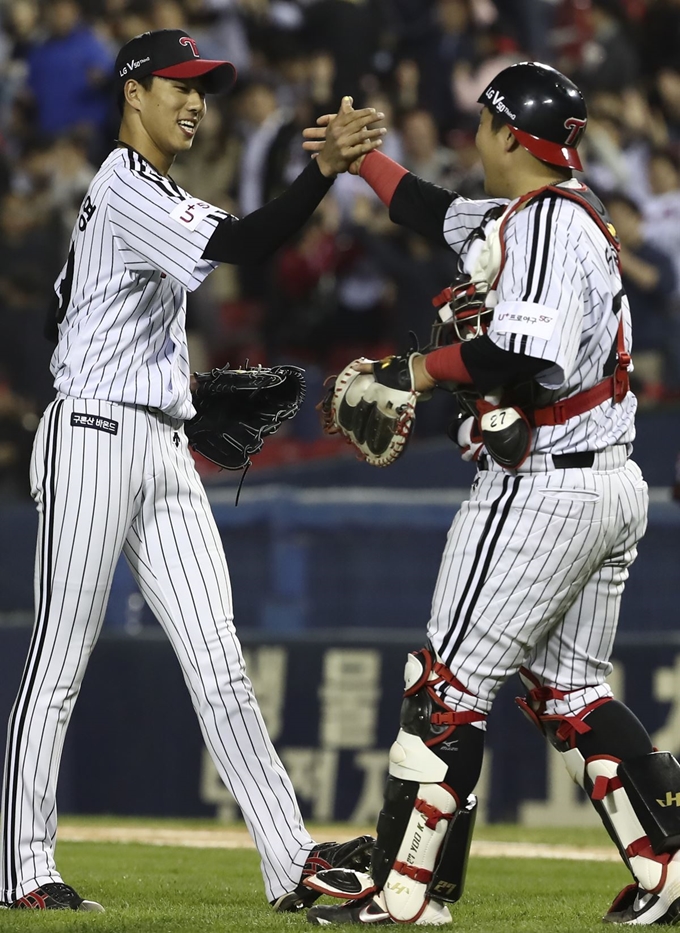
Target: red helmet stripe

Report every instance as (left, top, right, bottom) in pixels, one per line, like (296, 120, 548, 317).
(509, 126, 583, 171)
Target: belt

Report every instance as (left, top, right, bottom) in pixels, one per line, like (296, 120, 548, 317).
(551, 452, 595, 469)
(478, 451, 595, 472)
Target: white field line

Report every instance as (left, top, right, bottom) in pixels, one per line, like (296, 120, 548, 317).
(57, 825, 618, 863)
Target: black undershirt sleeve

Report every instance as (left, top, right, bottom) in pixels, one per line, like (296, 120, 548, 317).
(460, 334, 553, 395)
(202, 159, 334, 264)
(388, 174, 457, 247)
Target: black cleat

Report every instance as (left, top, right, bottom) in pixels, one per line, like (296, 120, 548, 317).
(307, 892, 393, 925)
(307, 892, 452, 925)
(9, 883, 104, 911)
(603, 881, 680, 925)
(272, 835, 375, 912)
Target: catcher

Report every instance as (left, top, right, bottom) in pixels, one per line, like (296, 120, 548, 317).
(306, 64, 678, 929)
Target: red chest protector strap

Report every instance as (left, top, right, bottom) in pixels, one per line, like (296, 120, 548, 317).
(532, 315, 630, 426)
(494, 184, 631, 427)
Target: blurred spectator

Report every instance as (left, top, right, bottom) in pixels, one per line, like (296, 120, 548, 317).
(606, 191, 678, 400)
(302, 0, 382, 105)
(236, 78, 295, 214)
(400, 108, 460, 187)
(421, 0, 475, 131)
(0, 380, 36, 500)
(654, 67, 680, 142)
(582, 90, 661, 203)
(349, 193, 459, 348)
(268, 198, 347, 357)
(575, 0, 640, 92)
(0, 190, 61, 406)
(0, 1, 40, 132)
(49, 133, 97, 245)
(0, 0, 677, 492)
(25, 0, 113, 149)
(641, 0, 680, 75)
(643, 149, 680, 295)
(109, 0, 154, 42)
(452, 27, 523, 129)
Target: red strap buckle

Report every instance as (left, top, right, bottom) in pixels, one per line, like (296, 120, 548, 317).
(432, 286, 453, 308)
(551, 401, 567, 425)
(393, 861, 433, 884)
(591, 774, 622, 801)
(415, 797, 453, 829)
(613, 367, 630, 404)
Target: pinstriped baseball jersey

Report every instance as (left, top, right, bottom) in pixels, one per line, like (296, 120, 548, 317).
(442, 179, 636, 456)
(0, 141, 321, 907)
(51, 147, 228, 420)
(421, 179, 649, 726)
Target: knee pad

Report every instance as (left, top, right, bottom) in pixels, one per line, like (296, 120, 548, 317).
(516, 671, 651, 760)
(372, 647, 485, 923)
(397, 646, 486, 790)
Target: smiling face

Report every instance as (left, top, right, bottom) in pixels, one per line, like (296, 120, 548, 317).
(121, 75, 208, 172)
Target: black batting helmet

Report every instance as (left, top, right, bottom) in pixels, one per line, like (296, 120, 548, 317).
(478, 62, 587, 171)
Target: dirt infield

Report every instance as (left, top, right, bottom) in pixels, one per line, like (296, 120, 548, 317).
(58, 823, 619, 862)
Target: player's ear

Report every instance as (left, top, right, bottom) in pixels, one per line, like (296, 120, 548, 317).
(124, 79, 144, 113)
(503, 127, 520, 154)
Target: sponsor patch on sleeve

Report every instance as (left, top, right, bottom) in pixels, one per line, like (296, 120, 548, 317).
(169, 198, 217, 231)
(492, 301, 558, 342)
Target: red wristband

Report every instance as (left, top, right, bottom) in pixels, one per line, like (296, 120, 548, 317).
(359, 151, 409, 207)
(424, 344, 472, 384)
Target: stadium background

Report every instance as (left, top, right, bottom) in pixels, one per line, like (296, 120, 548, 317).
(0, 0, 679, 829)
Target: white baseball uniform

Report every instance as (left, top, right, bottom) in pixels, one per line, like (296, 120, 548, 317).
(0, 146, 315, 904)
(427, 181, 648, 722)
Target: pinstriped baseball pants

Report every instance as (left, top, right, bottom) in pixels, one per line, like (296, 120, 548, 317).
(1, 396, 313, 903)
(428, 453, 649, 719)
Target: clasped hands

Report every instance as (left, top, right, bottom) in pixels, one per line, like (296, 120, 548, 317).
(304, 96, 385, 178)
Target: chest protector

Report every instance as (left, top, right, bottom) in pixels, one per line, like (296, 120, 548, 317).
(457, 183, 631, 469)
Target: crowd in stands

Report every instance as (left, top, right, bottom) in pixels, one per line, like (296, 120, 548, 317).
(0, 0, 679, 495)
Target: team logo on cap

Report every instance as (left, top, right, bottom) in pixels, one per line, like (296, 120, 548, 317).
(179, 36, 200, 58)
(564, 117, 587, 146)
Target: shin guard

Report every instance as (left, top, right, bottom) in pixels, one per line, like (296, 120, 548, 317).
(373, 647, 485, 923)
(517, 683, 679, 894)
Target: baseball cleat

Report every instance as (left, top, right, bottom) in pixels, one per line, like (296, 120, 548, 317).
(307, 891, 452, 925)
(9, 882, 104, 911)
(304, 868, 377, 900)
(603, 877, 680, 925)
(272, 835, 375, 912)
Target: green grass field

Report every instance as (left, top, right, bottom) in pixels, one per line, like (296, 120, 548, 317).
(0, 820, 631, 931)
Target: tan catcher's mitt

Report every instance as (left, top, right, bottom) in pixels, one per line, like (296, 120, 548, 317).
(318, 354, 421, 467)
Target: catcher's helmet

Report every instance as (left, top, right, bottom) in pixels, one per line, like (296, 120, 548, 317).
(478, 62, 587, 171)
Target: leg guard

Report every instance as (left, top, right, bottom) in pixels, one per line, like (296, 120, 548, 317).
(372, 647, 485, 923)
(517, 677, 680, 899)
(426, 794, 478, 905)
(618, 752, 680, 855)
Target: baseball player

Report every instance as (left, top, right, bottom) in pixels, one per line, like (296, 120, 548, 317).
(302, 64, 680, 926)
(0, 29, 383, 912)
